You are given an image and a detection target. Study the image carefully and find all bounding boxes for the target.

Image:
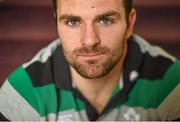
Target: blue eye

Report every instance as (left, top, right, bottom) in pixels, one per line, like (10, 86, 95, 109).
(66, 18, 80, 26)
(99, 18, 113, 25)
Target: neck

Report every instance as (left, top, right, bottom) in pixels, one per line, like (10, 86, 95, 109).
(70, 43, 127, 114)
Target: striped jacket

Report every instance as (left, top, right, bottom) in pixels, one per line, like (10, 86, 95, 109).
(0, 35, 180, 121)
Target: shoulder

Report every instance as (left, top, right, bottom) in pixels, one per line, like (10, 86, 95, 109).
(133, 34, 176, 62)
(132, 35, 180, 120)
(132, 34, 180, 91)
(132, 35, 177, 79)
(6, 38, 61, 100)
(0, 39, 61, 120)
(157, 60, 180, 120)
(23, 39, 61, 86)
(133, 35, 180, 120)
(0, 66, 40, 120)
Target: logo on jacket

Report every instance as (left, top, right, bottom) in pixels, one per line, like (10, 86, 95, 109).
(58, 113, 74, 122)
(123, 108, 140, 121)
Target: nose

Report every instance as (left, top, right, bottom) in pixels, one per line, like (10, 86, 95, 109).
(81, 24, 100, 46)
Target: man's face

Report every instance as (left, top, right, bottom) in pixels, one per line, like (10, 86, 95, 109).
(57, 0, 136, 79)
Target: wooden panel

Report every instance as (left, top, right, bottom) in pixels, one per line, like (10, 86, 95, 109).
(0, 0, 52, 7)
(135, 0, 180, 7)
(0, 6, 58, 42)
(134, 6, 180, 42)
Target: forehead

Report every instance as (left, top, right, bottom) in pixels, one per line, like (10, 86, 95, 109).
(57, 0, 125, 15)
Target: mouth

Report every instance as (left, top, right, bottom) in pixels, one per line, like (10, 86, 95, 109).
(77, 53, 105, 59)
(78, 52, 104, 56)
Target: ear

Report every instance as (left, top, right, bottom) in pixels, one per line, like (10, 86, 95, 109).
(126, 8, 136, 39)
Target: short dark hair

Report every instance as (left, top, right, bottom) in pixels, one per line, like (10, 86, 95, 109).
(123, 0, 133, 19)
(52, 0, 133, 21)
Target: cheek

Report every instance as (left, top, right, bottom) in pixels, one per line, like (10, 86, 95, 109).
(98, 24, 127, 47)
(58, 26, 81, 52)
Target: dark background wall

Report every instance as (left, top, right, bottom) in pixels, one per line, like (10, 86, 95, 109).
(0, 0, 180, 84)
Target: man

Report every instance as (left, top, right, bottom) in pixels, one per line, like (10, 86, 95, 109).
(0, 0, 180, 121)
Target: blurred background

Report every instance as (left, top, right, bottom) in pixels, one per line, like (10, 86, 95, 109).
(0, 0, 180, 85)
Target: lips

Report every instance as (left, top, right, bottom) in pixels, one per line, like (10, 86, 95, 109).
(77, 52, 104, 57)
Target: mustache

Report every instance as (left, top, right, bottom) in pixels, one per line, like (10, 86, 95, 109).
(74, 46, 111, 55)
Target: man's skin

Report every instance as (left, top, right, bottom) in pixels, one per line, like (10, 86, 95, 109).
(56, 0, 136, 113)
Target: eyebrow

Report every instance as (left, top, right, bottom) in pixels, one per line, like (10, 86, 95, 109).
(59, 15, 81, 21)
(95, 10, 121, 20)
(58, 10, 121, 22)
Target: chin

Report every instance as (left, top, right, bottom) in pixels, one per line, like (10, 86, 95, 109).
(72, 60, 115, 79)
